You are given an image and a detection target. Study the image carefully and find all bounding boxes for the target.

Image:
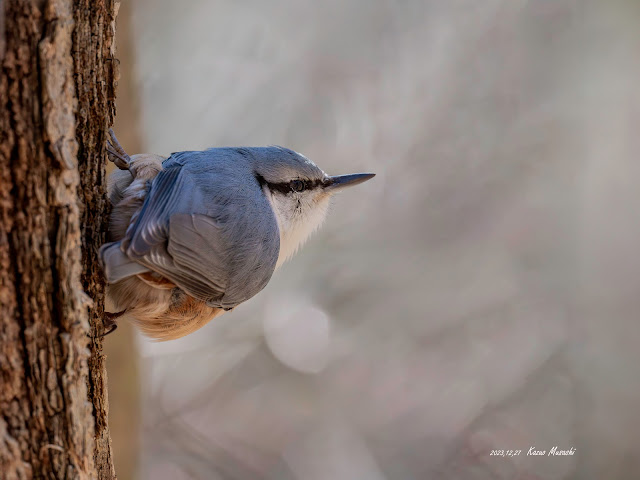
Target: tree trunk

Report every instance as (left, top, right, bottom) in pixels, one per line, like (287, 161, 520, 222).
(0, 0, 118, 478)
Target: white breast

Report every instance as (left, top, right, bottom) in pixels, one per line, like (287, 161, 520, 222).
(263, 187, 330, 269)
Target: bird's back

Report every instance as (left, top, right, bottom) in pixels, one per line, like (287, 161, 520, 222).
(123, 148, 280, 309)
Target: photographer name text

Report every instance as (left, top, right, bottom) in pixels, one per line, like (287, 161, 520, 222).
(489, 447, 576, 457)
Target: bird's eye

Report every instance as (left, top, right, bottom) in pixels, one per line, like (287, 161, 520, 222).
(290, 179, 305, 192)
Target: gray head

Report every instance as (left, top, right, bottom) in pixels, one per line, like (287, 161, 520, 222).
(247, 146, 375, 267)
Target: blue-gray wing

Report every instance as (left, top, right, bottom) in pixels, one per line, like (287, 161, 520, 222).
(120, 160, 280, 308)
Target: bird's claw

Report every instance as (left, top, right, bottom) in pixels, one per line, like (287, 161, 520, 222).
(101, 309, 126, 337)
(106, 128, 131, 171)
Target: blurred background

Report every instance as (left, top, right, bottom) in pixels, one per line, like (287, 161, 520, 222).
(106, 0, 640, 478)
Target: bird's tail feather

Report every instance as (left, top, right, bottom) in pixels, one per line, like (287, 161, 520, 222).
(100, 241, 150, 283)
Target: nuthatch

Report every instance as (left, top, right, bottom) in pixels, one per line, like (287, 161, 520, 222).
(100, 130, 374, 341)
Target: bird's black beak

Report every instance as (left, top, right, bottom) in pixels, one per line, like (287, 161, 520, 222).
(323, 173, 375, 192)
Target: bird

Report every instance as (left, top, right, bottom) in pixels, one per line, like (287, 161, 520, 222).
(100, 129, 375, 341)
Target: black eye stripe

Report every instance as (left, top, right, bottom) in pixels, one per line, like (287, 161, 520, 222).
(258, 177, 325, 194)
(265, 182, 293, 195)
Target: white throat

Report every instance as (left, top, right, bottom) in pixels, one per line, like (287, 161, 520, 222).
(263, 187, 330, 268)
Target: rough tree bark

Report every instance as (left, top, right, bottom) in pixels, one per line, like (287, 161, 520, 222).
(0, 0, 118, 478)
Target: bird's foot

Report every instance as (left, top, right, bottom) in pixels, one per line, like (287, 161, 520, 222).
(102, 309, 127, 337)
(106, 128, 131, 171)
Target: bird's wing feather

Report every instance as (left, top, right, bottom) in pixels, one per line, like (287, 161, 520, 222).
(125, 165, 186, 254)
(122, 158, 279, 308)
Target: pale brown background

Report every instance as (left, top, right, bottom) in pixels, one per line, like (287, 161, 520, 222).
(106, 1, 640, 478)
